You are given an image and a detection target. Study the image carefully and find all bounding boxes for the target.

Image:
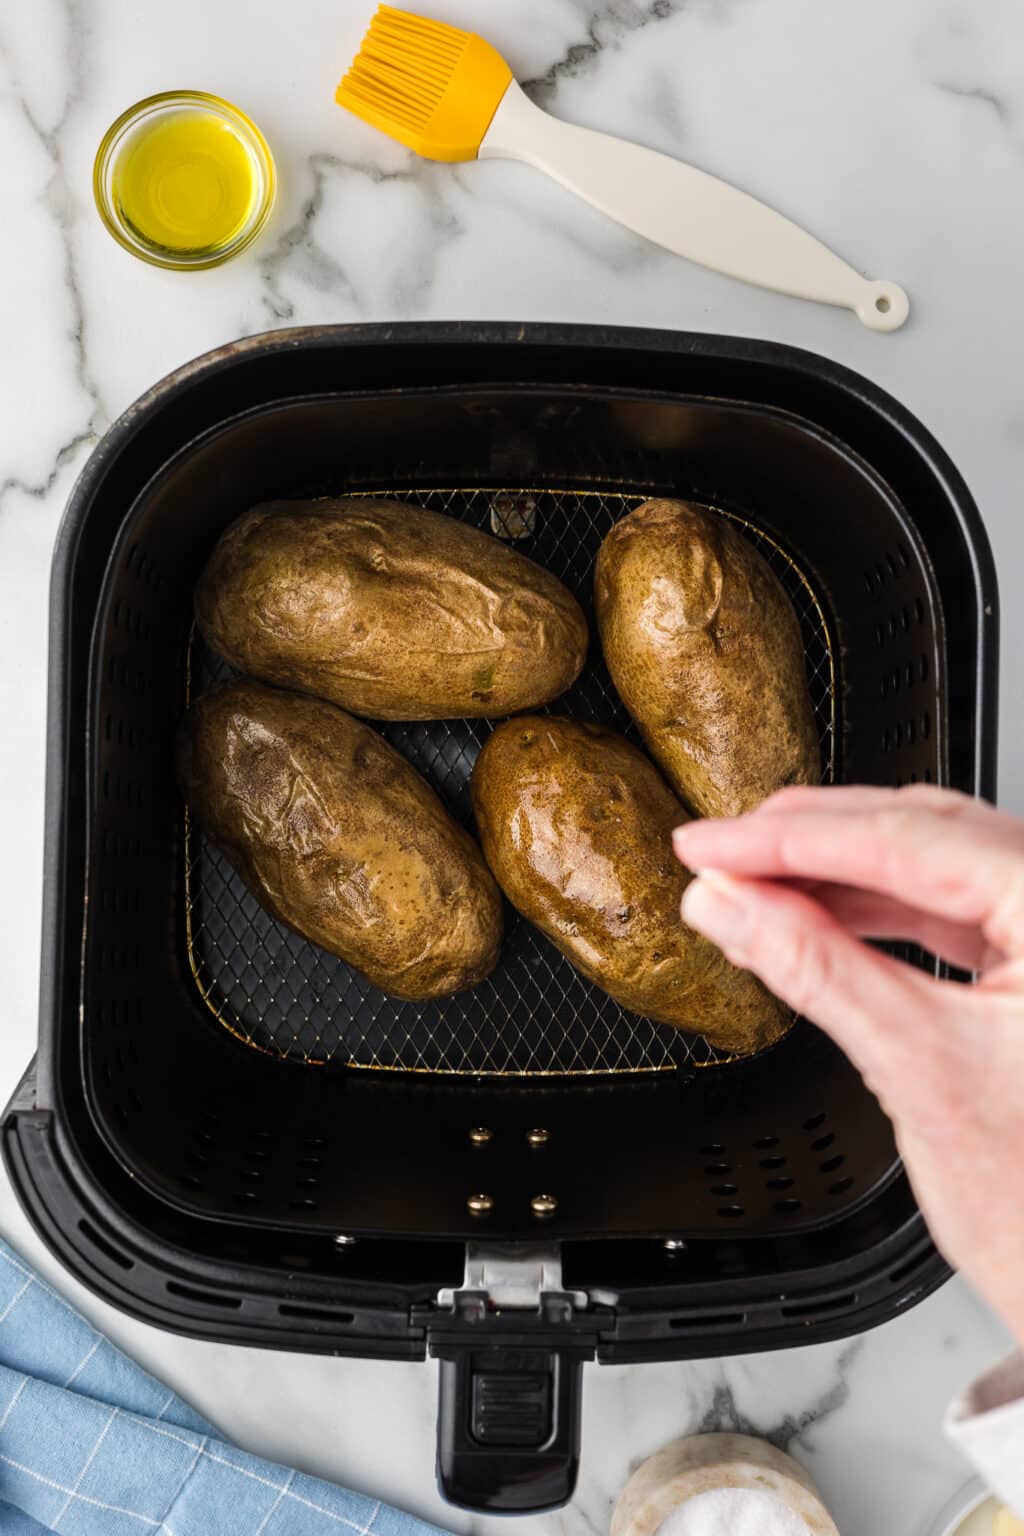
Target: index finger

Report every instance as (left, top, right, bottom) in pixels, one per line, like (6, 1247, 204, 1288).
(673, 797, 1024, 958)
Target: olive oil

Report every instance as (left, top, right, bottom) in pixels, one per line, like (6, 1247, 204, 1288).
(94, 92, 275, 268)
(112, 110, 258, 256)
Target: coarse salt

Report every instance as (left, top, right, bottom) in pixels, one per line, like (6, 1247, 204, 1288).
(657, 1488, 811, 1536)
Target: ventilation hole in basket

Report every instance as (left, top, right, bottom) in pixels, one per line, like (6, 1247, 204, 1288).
(278, 1303, 356, 1325)
(752, 1136, 779, 1149)
(239, 1169, 264, 1182)
(233, 1191, 258, 1204)
(781, 1293, 854, 1319)
(881, 727, 891, 752)
(915, 597, 926, 623)
(880, 676, 887, 698)
(710, 1184, 738, 1196)
(803, 1113, 827, 1131)
(180, 1174, 203, 1191)
(298, 1156, 322, 1168)
(185, 1151, 209, 1168)
(887, 615, 897, 640)
(875, 623, 885, 648)
(296, 1177, 319, 1188)
(900, 607, 910, 633)
(874, 562, 885, 588)
(246, 1147, 270, 1161)
(303, 1136, 328, 1148)
(811, 1133, 836, 1152)
(890, 669, 900, 694)
(897, 544, 910, 569)
(252, 1128, 274, 1141)
(669, 1312, 745, 1330)
(922, 711, 931, 739)
(78, 1220, 134, 1270)
(166, 1280, 242, 1310)
(290, 1198, 319, 1211)
(759, 1156, 787, 1170)
(704, 1162, 732, 1176)
(775, 1198, 803, 1214)
(699, 1143, 726, 1155)
(766, 1177, 794, 1191)
(863, 572, 874, 595)
(907, 719, 917, 745)
(820, 1155, 846, 1174)
(717, 1205, 745, 1219)
(889, 1248, 934, 1285)
(196, 1130, 215, 1146)
(905, 662, 915, 687)
(885, 553, 898, 578)
(894, 722, 903, 749)
(829, 1177, 855, 1195)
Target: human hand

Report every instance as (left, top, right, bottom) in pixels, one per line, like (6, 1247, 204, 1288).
(673, 785, 1024, 1348)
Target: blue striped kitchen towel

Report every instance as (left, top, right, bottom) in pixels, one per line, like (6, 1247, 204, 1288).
(0, 1237, 450, 1535)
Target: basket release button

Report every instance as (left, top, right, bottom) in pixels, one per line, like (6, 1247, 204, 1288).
(471, 1361, 553, 1446)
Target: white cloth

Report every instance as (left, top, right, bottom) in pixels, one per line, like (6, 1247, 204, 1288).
(947, 1351, 1024, 1516)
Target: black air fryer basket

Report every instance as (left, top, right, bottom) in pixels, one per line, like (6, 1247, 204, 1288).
(4, 324, 997, 1513)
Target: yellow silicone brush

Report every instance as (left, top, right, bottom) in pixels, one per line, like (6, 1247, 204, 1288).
(337, 5, 908, 331)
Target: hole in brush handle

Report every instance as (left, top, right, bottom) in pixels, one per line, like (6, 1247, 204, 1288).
(856, 280, 910, 331)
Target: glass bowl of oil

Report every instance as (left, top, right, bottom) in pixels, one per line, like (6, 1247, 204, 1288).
(93, 90, 276, 269)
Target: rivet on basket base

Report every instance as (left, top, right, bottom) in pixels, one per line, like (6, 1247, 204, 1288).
(467, 1193, 494, 1216)
(531, 1194, 558, 1218)
(469, 1126, 493, 1146)
(663, 1238, 687, 1252)
(527, 1127, 550, 1148)
(334, 1233, 357, 1247)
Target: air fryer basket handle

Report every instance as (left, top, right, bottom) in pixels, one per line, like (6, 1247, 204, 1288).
(434, 1339, 585, 1513)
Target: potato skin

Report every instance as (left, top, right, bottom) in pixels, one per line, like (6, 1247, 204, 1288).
(595, 499, 820, 818)
(195, 498, 588, 720)
(470, 716, 790, 1056)
(178, 680, 502, 1001)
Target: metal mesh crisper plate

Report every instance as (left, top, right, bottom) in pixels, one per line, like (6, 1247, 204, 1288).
(183, 487, 836, 1076)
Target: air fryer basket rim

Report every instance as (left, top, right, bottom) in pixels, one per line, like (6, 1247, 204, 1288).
(7, 322, 998, 1515)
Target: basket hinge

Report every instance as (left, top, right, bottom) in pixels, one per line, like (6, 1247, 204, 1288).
(436, 1243, 588, 1322)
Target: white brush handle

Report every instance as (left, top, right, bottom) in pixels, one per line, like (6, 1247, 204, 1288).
(480, 82, 908, 332)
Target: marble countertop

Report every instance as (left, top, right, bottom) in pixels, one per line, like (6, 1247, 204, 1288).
(2, 0, 1022, 1531)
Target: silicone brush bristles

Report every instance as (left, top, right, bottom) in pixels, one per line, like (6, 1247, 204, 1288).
(337, 5, 514, 162)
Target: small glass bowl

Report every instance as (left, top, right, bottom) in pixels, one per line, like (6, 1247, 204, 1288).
(93, 90, 276, 270)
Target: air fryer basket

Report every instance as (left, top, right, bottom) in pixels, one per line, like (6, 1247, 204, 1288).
(4, 325, 997, 1515)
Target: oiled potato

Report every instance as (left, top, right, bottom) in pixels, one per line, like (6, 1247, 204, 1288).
(595, 499, 820, 818)
(471, 716, 790, 1056)
(195, 498, 588, 720)
(178, 680, 502, 1001)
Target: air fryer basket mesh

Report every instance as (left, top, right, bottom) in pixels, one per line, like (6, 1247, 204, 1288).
(183, 486, 835, 1075)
